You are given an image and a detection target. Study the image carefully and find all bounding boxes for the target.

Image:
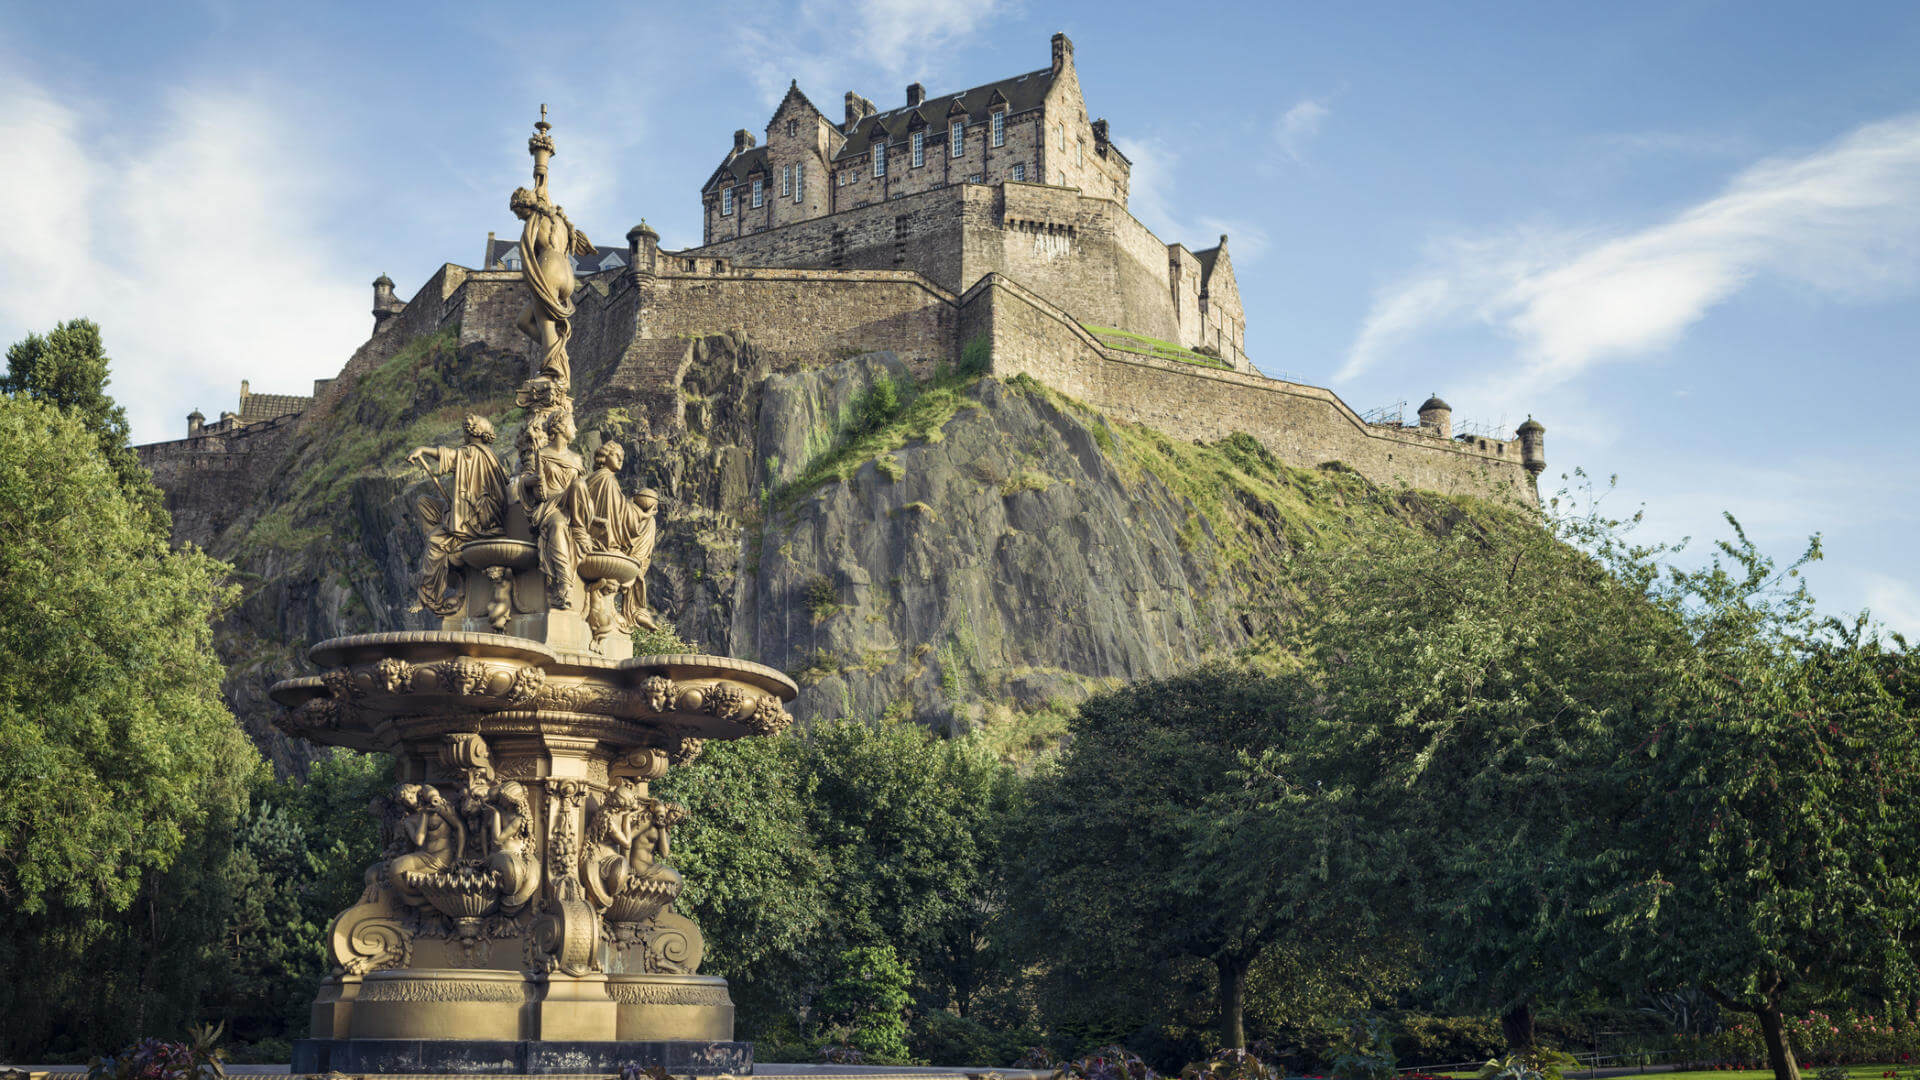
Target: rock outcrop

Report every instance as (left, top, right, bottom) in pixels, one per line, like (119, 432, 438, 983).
(181, 328, 1376, 772)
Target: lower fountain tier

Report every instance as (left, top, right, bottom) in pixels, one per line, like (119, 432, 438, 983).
(291, 1037, 751, 1076)
(307, 970, 736, 1063)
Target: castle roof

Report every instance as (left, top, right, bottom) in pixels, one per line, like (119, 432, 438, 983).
(1420, 395, 1451, 413)
(483, 236, 630, 274)
(238, 392, 310, 425)
(835, 67, 1057, 160)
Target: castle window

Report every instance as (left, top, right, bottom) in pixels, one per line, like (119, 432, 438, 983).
(911, 130, 925, 167)
(991, 110, 1005, 147)
(722, 186, 734, 215)
(1076, 140, 1084, 165)
(873, 141, 887, 177)
(795, 164, 804, 202)
(781, 165, 791, 197)
(950, 119, 964, 157)
(1056, 123, 1064, 149)
(968, 173, 982, 183)
(751, 177, 763, 207)
(786, 120, 797, 137)
(1012, 162, 1026, 182)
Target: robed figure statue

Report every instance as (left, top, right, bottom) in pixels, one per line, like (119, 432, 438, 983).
(510, 184, 594, 386)
(582, 441, 660, 631)
(515, 411, 592, 610)
(408, 415, 507, 616)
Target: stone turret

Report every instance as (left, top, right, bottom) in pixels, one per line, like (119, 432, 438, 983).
(626, 220, 660, 283)
(1051, 31, 1075, 74)
(372, 273, 405, 329)
(187, 408, 205, 437)
(1517, 416, 1546, 476)
(1417, 394, 1452, 439)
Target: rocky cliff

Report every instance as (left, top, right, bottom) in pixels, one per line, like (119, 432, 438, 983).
(186, 324, 1407, 773)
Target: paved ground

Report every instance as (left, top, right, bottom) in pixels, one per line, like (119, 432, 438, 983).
(11, 1060, 1052, 1068)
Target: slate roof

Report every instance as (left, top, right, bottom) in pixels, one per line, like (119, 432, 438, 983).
(238, 392, 310, 424)
(483, 237, 631, 274)
(704, 144, 771, 193)
(835, 67, 1056, 161)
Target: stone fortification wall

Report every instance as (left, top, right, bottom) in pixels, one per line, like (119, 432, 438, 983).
(693, 181, 1235, 362)
(961, 274, 1538, 504)
(146, 254, 1532, 552)
(137, 412, 304, 542)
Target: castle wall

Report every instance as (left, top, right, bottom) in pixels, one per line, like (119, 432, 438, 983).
(697, 183, 1194, 352)
(1038, 56, 1128, 204)
(137, 413, 303, 547)
(963, 274, 1538, 504)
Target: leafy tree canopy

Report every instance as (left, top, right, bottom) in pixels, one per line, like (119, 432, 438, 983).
(2, 319, 164, 529)
(0, 393, 256, 915)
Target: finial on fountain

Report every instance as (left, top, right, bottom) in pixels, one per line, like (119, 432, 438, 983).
(529, 103, 556, 192)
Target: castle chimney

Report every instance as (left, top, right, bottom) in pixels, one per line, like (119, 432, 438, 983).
(1417, 394, 1452, 440)
(626, 220, 660, 284)
(1051, 32, 1074, 74)
(1092, 118, 1110, 148)
(844, 92, 875, 132)
(906, 82, 925, 107)
(485, 231, 497, 267)
(1517, 417, 1547, 477)
(731, 129, 755, 158)
(187, 409, 205, 437)
(239, 379, 250, 400)
(372, 273, 405, 330)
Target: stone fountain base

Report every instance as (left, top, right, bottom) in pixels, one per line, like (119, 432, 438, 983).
(291, 1035, 750, 1075)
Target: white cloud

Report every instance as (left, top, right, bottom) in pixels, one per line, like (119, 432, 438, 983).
(735, 0, 1014, 106)
(1861, 573, 1920, 640)
(1342, 111, 1920, 387)
(0, 70, 365, 445)
(1275, 98, 1330, 161)
(1117, 135, 1270, 263)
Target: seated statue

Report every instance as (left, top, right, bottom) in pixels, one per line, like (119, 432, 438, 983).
(388, 784, 466, 907)
(407, 415, 506, 616)
(581, 440, 660, 631)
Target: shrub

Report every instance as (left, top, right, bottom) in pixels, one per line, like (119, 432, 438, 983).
(1065, 1045, 1158, 1080)
(1331, 1018, 1398, 1080)
(87, 1023, 226, 1080)
(820, 944, 915, 1064)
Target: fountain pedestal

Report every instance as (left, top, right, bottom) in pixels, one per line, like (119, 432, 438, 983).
(272, 635, 794, 1074)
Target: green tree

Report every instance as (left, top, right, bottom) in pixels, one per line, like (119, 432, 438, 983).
(2, 319, 164, 529)
(802, 720, 1019, 1016)
(657, 733, 831, 1032)
(0, 394, 259, 1057)
(1598, 534, 1920, 1080)
(1015, 665, 1350, 1051)
(821, 943, 916, 1062)
(1265, 492, 1695, 1051)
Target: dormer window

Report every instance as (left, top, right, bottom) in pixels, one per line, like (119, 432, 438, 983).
(991, 110, 1006, 147)
(873, 140, 887, 177)
(751, 177, 763, 207)
(911, 130, 925, 168)
(722, 186, 734, 215)
(950, 119, 964, 157)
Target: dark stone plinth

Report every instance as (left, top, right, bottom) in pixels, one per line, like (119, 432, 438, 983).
(291, 1038, 752, 1075)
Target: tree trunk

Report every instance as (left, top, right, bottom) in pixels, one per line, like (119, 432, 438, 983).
(1218, 954, 1248, 1050)
(1755, 1004, 1801, 1080)
(1502, 1000, 1536, 1053)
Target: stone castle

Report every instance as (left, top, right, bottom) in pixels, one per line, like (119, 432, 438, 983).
(139, 32, 1544, 539)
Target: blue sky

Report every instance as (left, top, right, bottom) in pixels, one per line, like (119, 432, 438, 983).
(3, 1, 1916, 634)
